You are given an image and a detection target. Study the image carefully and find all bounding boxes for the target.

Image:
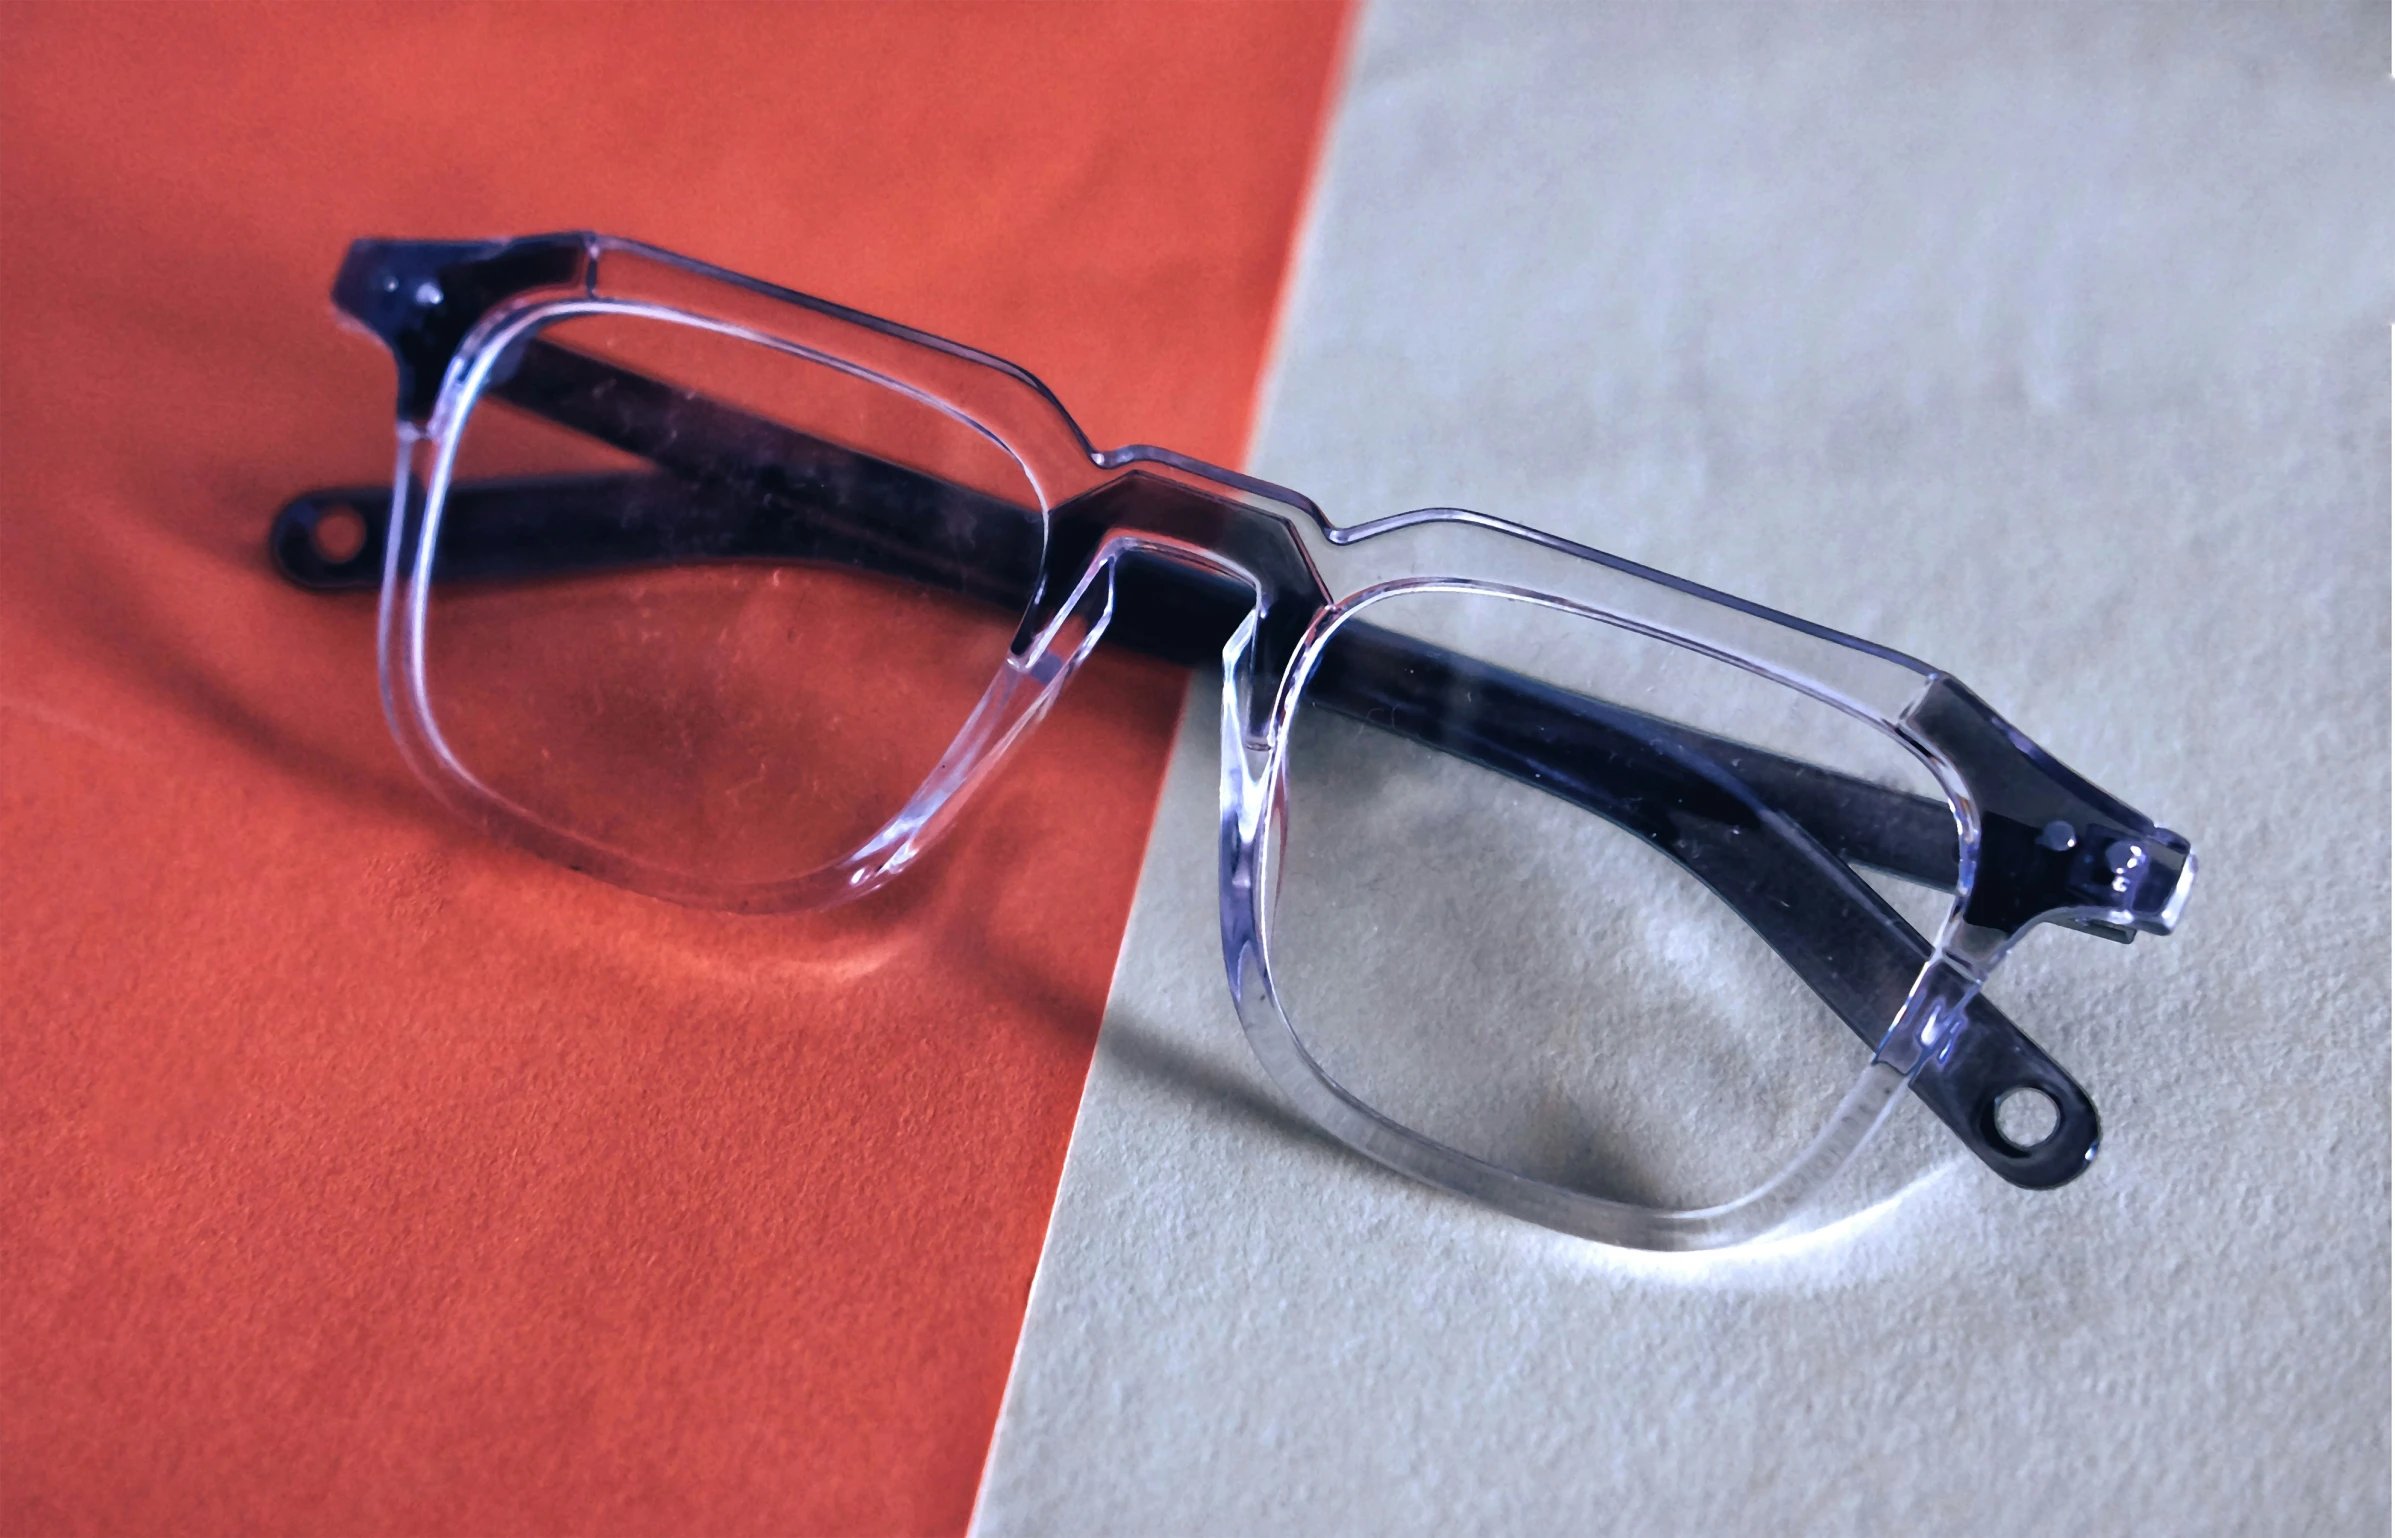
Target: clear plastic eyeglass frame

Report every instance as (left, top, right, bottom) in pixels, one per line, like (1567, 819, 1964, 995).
(271, 233, 2197, 1252)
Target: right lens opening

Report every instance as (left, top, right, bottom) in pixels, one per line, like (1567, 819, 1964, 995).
(416, 307, 1046, 891)
(1264, 588, 1962, 1212)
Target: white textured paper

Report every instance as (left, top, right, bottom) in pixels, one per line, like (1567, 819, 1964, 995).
(974, 5, 2393, 1532)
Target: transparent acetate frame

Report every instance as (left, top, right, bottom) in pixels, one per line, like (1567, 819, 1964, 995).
(271, 233, 2197, 1252)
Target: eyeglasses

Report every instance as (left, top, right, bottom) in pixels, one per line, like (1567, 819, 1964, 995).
(271, 233, 2196, 1252)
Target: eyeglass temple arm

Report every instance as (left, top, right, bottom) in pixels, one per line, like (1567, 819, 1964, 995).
(269, 466, 1956, 892)
(271, 462, 2095, 1185)
(272, 340, 1962, 877)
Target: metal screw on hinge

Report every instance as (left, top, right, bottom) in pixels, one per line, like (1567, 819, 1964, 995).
(2037, 820, 2078, 852)
(2105, 839, 2145, 893)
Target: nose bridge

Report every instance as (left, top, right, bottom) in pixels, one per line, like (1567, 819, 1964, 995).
(1100, 546, 1266, 668)
(1021, 469, 1330, 702)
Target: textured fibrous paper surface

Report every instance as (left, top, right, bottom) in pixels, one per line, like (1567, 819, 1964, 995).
(976, 4, 2393, 1533)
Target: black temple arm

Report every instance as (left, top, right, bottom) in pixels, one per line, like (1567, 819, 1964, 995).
(484, 344, 1046, 611)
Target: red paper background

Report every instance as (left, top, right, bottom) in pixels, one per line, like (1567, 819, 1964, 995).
(0, 4, 1347, 1532)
